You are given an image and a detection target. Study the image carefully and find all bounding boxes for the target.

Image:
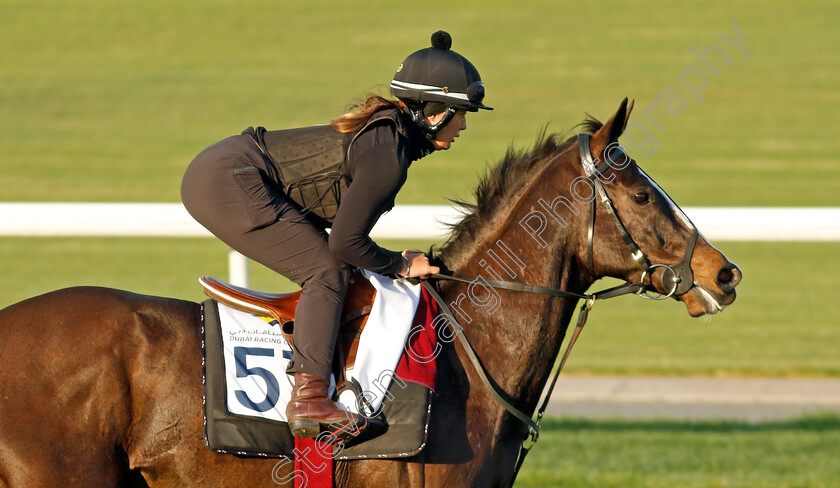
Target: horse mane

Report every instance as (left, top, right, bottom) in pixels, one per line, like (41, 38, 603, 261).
(437, 116, 604, 262)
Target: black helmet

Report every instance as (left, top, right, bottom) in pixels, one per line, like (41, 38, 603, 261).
(390, 31, 492, 136)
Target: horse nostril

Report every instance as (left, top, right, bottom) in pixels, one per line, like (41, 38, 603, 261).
(717, 265, 742, 290)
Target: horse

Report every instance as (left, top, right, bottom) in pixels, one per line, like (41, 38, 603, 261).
(0, 99, 740, 487)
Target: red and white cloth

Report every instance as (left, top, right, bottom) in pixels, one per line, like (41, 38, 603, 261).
(217, 272, 437, 422)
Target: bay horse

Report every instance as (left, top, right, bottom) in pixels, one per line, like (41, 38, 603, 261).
(0, 99, 740, 487)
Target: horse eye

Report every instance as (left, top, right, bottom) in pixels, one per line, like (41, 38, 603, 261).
(633, 192, 650, 204)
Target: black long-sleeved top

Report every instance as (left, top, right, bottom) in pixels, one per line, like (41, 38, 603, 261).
(328, 109, 435, 275)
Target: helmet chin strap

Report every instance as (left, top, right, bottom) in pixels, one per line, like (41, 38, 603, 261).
(405, 105, 458, 140)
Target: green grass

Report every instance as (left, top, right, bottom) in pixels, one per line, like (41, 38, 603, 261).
(1, 0, 838, 206)
(1, 4, 837, 486)
(1, 1, 838, 377)
(567, 241, 840, 377)
(516, 415, 840, 487)
(1, 239, 838, 378)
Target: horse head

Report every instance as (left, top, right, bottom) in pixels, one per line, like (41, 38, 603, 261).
(585, 98, 741, 316)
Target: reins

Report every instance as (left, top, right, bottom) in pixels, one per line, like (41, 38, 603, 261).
(420, 276, 645, 424)
(416, 132, 704, 487)
(421, 274, 643, 486)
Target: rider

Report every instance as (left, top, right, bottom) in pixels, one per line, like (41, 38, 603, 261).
(180, 30, 491, 440)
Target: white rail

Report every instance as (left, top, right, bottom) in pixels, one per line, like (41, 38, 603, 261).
(1, 203, 838, 286)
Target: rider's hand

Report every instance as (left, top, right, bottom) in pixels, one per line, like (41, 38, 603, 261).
(399, 250, 440, 279)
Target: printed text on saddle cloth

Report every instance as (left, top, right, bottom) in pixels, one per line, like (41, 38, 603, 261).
(218, 271, 423, 421)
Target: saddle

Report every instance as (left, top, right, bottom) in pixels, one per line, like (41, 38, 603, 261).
(200, 270, 438, 460)
(200, 270, 375, 382)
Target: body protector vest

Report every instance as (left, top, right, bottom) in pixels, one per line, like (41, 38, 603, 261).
(253, 124, 347, 225)
(251, 110, 407, 226)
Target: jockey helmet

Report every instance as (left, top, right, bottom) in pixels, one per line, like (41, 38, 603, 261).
(390, 31, 492, 136)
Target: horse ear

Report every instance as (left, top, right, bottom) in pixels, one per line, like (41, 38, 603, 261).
(590, 97, 634, 157)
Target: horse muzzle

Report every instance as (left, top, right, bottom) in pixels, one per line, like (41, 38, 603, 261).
(679, 262, 742, 317)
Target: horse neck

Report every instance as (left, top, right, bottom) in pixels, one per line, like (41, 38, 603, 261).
(439, 151, 594, 409)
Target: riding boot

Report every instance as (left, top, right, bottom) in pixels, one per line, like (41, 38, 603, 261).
(286, 373, 370, 441)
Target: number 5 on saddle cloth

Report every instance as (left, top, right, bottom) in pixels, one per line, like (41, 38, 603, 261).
(199, 270, 440, 460)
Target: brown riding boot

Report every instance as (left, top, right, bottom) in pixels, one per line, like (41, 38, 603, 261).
(286, 373, 369, 441)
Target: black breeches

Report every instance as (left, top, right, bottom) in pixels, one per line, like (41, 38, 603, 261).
(215, 212, 350, 380)
(181, 137, 349, 379)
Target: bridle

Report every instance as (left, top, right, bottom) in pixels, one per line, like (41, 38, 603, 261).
(578, 132, 700, 299)
(420, 132, 703, 487)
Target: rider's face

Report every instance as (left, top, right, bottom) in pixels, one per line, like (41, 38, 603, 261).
(428, 110, 467, 151)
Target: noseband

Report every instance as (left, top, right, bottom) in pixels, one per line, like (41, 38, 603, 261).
(578, 133, 699, 298)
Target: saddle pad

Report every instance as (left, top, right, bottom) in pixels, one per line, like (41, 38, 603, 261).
(201, 275, 440, 460)
(338, 271, 422, 413)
